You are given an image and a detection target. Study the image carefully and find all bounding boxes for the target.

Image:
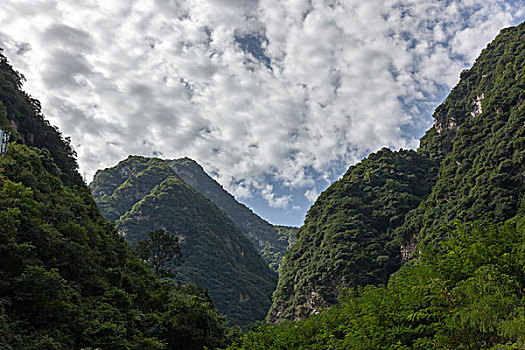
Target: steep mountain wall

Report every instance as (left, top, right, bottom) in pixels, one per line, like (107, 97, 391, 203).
(91, 157, 278, 325)
(167, 158, 297, 271)
(269, 22, 525, 323)
(399, 22, 525, 246)
(268, 149, 437, 321)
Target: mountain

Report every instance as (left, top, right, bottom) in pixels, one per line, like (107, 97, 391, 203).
(166, 157, 297, 271)
(228, 22, 525, 350)
(268, 149, 437, 321)
(268, 22, 525, 323)
(0, 52, 233, 349)
(397, 22, 525, 248)
(90, 156, 278, 326)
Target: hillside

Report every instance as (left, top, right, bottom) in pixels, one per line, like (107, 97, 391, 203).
(166, 158, 297, 271)
(0, 52, 232, 349)
(90, 156, 278, 326)
(230, 218, 525, 349)
(268, 149, 437, 321)
(268, 21, 525, 323)
(229, 21, 525, 350)
(0, 55, 82, 188)
(398, 22, 525, 247)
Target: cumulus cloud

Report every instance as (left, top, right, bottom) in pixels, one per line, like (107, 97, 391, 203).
(261, 184, 293, 208)
(0, 0, 523, 225)
(304, 188, 320, 203)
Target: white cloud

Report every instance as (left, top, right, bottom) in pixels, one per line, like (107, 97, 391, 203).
(0, 0, 522, 220)
(304, 188, 319, 203)
(261, 184, 293, 208)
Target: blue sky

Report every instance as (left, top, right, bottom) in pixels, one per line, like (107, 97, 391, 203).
(0, 0, 524, 227)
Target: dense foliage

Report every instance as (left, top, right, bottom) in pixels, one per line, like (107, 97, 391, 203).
(135, 229, 183, 278)
(268, 21, 525, 323)
(0, 144, 233, 350)
(90, 156, 278, 326)
(268, 149, 437, 321)
(167, 158, 297, 271)
(227, 218, 525, 349)
(0, 55, 233, 349)
(399, 22, 525, 245)
(0, 50, 82, 187)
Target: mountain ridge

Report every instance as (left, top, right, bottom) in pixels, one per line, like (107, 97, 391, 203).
(166, 157, 297, 271)
(90, 156, 278, 326)
(268, 21, 525, 323)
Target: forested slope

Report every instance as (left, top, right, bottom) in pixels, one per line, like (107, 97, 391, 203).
(398, 22, 525, 246)
(0, 51, 232, 349)
(229, 21, 525, 350)
(268, 149, 437, 321)
(167, 158, 297, 271)
(0, 53, 82, 188)
(91, 156, 278, 326)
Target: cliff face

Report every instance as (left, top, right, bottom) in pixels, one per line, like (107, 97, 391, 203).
(399, 22, 525, 246)
(91, 156, 278, 326)
(167, 158, 297, 271)
(268, 149, 437, 322)
(269, 22, 525, 323)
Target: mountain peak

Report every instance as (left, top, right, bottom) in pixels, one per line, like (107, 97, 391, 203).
(166, 157, 297, 271)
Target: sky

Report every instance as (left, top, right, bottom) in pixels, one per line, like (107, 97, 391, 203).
(0, 0, 524, 227)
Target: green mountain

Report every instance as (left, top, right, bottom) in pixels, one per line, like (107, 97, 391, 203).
(166, 157, 297, 271)
(397, 22, 525, 247)
(229, 22, 525, 350)
(268, 22, 525, 323)
(268, 149, 437, 321)
(90, 156, 278, 326)
(0, 52, 233, 349)
(0, 55, 82, 188)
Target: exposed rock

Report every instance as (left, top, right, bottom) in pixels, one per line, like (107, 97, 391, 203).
(8, 119, 17, 130)
(400, 241, 419, 261)
(435, 109, 457, 134)
(470, 93, 484, 118)
(239, 293, 251, 303)
(305, 290, 326, 318)
(434, 110, 444, 133)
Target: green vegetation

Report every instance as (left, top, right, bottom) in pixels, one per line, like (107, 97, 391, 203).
(135, 229, 183, 278)
(91, 156, 278, 326)
(269, 149, 437, 321)
(227, 218, 525, 349)
(167, 158, 298, 271)
(2, 17, 524, 350)
(0, 51, 233, 349)
(0, 51, 82, 187)
(400, 22, 525, 245)
(269, 21, 525, 324)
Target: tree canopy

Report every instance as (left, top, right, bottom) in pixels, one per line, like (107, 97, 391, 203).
(0, 52, 234, 349)
(228, 218, 525, 349)
(135, 229, 183, 278)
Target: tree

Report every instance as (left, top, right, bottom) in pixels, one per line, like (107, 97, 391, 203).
(135, 230, 183, 278)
